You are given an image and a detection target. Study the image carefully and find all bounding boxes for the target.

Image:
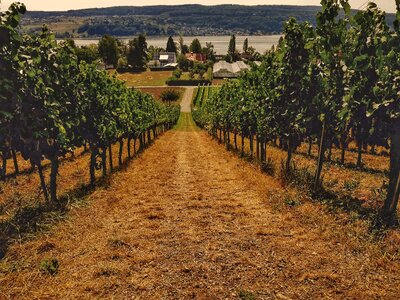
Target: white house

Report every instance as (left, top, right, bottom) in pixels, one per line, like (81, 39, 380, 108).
(152, 52, 176, 66)
(149, 52, 178, 70)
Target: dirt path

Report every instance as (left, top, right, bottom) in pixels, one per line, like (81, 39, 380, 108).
(1, 95, 400, 299)
(180, 87, 194, 113)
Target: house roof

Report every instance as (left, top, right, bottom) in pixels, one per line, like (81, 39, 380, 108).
(185, 52, 206, 62)
(164, 63, 178, 67)
(236, 61, 249, 71)
(213, 61, 250, 74)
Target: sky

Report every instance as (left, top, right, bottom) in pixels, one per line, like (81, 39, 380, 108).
(0, 0, 397, 13)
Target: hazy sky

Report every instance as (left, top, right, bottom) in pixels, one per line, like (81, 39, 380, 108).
(1, 0, 397, 13)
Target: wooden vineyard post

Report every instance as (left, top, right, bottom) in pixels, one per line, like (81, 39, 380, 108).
(101, 147, 107, 177)
(90, 147, 97, 186)
(286, 136, 293, 173)
(108, 144, 113, 171)
(1, 154, 6, 181)
(118, 139, 124, 166)
(382, 120, 400, 224)
(234, 131, 238, 150)
(313, 120, 326, 193)
(50, 156, 59, 202)
(12, 149, 19, 175)
(127, 137, 131, 158)
(37, 162, 49, 202)
(250, 133, 254, 159)
(241, 132, 245, 157)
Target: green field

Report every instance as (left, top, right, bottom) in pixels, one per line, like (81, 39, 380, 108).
(112, 70, 172, 86)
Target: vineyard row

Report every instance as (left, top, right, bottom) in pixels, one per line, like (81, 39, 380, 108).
(193, 0, 400, 224)
(0, 3, 180, 202)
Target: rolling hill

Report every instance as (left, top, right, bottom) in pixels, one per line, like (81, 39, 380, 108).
(21, 4, 396, 37)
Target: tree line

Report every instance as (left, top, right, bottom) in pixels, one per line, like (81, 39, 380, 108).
(25, 5, 397, 37)
(0, 2, 180, 202)
(193, 0, 400, 225)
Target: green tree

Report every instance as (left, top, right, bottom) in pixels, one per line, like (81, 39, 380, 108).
(228, 34, 236, 61)
(203, 42, 215, 61)
(178, 34, 189, 54)
(127, 34, 148, 70)
(172, 68, 182, 79)
(166, 36, 177, 53)
(147, 45, 165, 61)
(181, 44, 189, 54)
(243, 38, 249, 53)
(190, 38, 202, 53)
(177, 54, 192, 71)
(98, 35, 118, 67)
(76, 45, 99, 63)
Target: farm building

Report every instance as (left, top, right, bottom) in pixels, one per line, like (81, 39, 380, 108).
(149, 52, 178, 70)
(213, 61, 250, 78)
(185, 52, 207, 62)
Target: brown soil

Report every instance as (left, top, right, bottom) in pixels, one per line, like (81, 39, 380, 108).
(138, 87, 186, 103)
(1, 112, 400, 299)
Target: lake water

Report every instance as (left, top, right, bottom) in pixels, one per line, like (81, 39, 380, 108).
(72, 35, 281, 55)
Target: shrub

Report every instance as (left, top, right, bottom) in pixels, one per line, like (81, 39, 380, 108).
(40, 258, 59, 275)
(238, 290, 255, 300)
(261, 158, 275, 176)
(206, 67, 213, 80)
(284, 195, 302, 207)
(161, 89, 180, 102)
(343, 179, 360, 191)
(279, 160, 314, 191)
(172, 68, 182, 79)
(117, 57, 127, 70)
(198, 69, 205, 79)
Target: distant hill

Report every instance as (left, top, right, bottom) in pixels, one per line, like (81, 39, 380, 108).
(21, 4, 396, 37)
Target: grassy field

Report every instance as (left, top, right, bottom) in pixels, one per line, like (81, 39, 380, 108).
(22, 17, 85, 35)
(113, 69, 224, 87)
(112, 70, 172, 87)
(174, 112, 200, 132)
(212, 78, 228, 85)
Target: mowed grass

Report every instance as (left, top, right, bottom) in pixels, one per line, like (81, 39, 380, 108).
(175, 113, 199, 132)
(212, 78, 228, 85)
(108, 69, 225, 87)
(112, 70, 172, 87)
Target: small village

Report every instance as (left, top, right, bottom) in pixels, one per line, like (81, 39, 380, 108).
(146, 36, 263, 83)
(71, 34, 264, 86)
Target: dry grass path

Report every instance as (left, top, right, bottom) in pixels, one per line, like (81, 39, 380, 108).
(180, 87, 194, 113)
(1, 93, 400, 299)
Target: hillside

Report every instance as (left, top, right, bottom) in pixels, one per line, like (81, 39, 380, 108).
(2, 94, 400, 299)
(21, 4, 396, 37)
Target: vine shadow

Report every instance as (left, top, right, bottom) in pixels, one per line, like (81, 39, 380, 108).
(0, 139, 154, 259)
